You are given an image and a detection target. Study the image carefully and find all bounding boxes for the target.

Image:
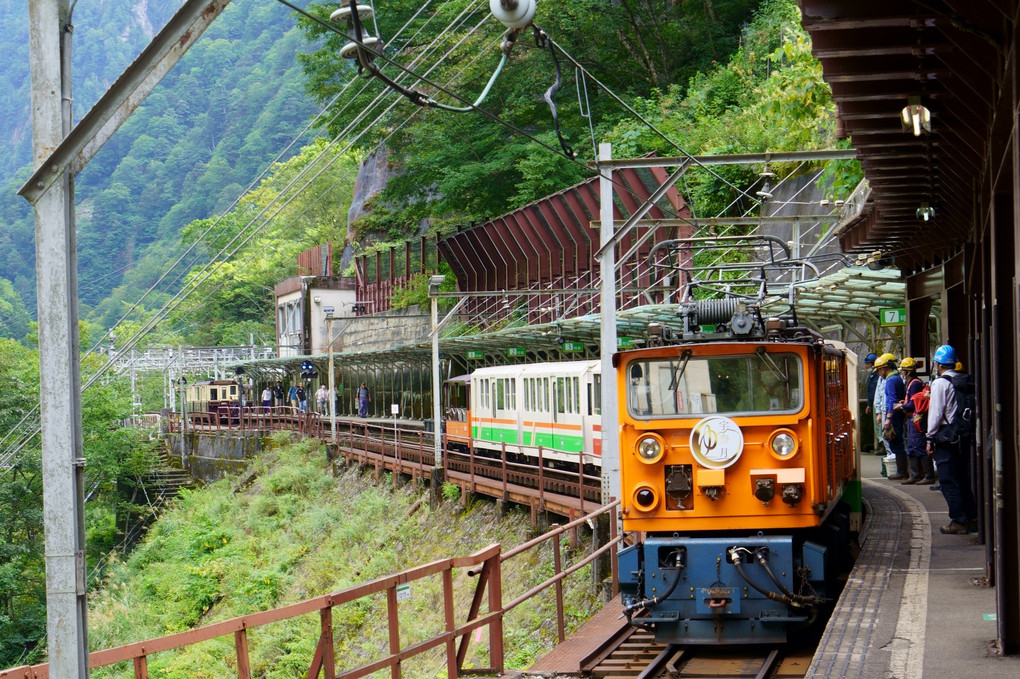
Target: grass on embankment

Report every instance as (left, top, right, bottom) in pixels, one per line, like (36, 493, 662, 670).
(87, 434, 603, 678)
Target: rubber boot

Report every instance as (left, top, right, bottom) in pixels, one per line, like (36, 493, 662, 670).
(889, 449, 908, 480)
(901, 457, 922, 484)
(917, 455, 937, 485)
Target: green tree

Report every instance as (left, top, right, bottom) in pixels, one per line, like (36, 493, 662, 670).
(296, 0, 761, 229)
(0, 277, 31, 342)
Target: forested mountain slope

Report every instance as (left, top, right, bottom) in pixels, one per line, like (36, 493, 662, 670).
(0, 1, 318, 337)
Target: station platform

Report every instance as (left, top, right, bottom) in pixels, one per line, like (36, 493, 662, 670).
(808, 452, 1018, 678)
(528, 453, 1020, 677)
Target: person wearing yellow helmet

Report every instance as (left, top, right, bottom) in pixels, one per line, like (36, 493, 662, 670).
(895, 358, 936, 484)
(872, 353, 892, 457)
(876, 354, 907, 479)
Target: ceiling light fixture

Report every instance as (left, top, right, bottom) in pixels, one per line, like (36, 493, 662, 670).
(916, 202, 935, 221)
(900, 96, 931, 136)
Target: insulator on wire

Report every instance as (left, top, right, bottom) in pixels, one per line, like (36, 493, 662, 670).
(490, 0, 536, 29)
(330, 1, 383, 64)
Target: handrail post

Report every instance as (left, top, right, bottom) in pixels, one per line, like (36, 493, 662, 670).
(469, 440, 476, 492)
(235, 629, 251, 679)
(393, 426, 400, 488)
(552, 526, 565, 642)
(578, 450, 584, 515)
(443, 569, 457, 679)
(321, 607, 336, 679)
(488, 550, 504, 674)
(501, 442, 508, 498)
(386, 585, 402, 679)
(538, 446, 545, 504)
(610, 501, 620, 596)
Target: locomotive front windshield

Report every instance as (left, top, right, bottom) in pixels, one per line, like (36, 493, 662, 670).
(627, 352, 803, 417)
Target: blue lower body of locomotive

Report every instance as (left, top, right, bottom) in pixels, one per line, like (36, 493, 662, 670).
(618, 534, 829, 645)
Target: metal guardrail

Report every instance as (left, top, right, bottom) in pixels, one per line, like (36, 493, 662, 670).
(0, 503, 620, 679)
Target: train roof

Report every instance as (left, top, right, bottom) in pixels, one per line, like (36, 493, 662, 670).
(469, 360, 600, 379)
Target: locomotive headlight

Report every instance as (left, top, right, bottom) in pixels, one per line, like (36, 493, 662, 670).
(632, 483, 659, 511)
(635, 434, 666, 464)
(768, 429, 799, 459)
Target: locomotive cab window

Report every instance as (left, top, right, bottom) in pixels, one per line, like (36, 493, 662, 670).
(627, 352, 803, 417)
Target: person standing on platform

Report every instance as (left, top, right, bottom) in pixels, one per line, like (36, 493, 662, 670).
(288, 383, 299, 410)
(873, 353, 892, 458)
(316, 384, 328, 414)
(927, 345, 978, 534)
(296, 385, 307, 413)
(863, 353, 879, 454)
(894, 357, 936, 485)
(260, 386, 273, 412)
(877, 354, 907, 479)
(357, 382, 371, 418)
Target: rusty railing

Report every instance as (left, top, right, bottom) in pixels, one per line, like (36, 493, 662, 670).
(0, 503, 620, 679)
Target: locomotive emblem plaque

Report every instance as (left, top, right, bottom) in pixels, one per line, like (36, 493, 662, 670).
(689, 416, 744, 469)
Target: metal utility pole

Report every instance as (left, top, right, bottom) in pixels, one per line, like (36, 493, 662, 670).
(598, 143, 621, 506)
(28, 1, 89, 676)
(326, 315, 337, 442)
(429, 275, 445, 500)
(20, 4, 235, 674)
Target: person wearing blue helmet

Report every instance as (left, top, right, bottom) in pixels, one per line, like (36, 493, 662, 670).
(927, 344, 977, 534)
(863, 353, 881, 454)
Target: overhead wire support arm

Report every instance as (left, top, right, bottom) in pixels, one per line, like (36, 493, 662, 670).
(288, 0, 517, 114)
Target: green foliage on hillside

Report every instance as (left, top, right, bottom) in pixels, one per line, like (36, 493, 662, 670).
(87, 439, 600, 678)
(154, 138, 360, 346)
(602, 0, 859, 219)
(297, 0, 761, 226)
(0, 340, 161, 668)
(0, 1, 318, 326)
(0, 277, 31, 342)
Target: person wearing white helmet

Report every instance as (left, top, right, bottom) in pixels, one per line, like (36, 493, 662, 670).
(926, 345, 977, 534)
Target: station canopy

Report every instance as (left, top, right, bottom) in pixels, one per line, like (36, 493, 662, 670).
(237, 265, 904, 381)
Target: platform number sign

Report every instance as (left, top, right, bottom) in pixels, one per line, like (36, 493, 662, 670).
(879, 308, 906, 327)
(561, 341, 583, 353)
(507, 347, 527, 357)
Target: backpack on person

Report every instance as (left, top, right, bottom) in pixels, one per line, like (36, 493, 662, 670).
(933, 372, 976, 444)
(907, 378, 929, 432)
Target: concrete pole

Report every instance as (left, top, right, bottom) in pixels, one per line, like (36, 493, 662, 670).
(430, 288, 444, 502)
(28, 0, 89, 675)
(598, 143, 621, 506)
(328, 317, 337, 442)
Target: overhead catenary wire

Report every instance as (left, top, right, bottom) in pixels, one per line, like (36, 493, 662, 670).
(279, 0, 711, 236)
(3, 2, 853, 471)
(0, 1, 505, 474)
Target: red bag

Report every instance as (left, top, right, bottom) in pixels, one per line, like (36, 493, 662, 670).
(910, 382, 930, 433)
(910, 384, 930, 414)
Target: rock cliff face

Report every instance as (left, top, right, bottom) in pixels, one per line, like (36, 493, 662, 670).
(346, 148, 395, 231)
(341, 147, 397, 270)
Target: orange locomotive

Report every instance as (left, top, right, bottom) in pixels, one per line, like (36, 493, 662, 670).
(616, 298, 860, 645)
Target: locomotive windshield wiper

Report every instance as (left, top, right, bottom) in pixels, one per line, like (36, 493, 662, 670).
(755, 346, 788, 383)
(668, 349, 692, 391)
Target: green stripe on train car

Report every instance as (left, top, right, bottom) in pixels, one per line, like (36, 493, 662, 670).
(531, 431, 586, 453)
(476, 426, 585, 453)
(476, 425, 520, 445)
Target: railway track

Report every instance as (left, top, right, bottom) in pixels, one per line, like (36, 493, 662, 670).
(580, 625, 813, 679)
